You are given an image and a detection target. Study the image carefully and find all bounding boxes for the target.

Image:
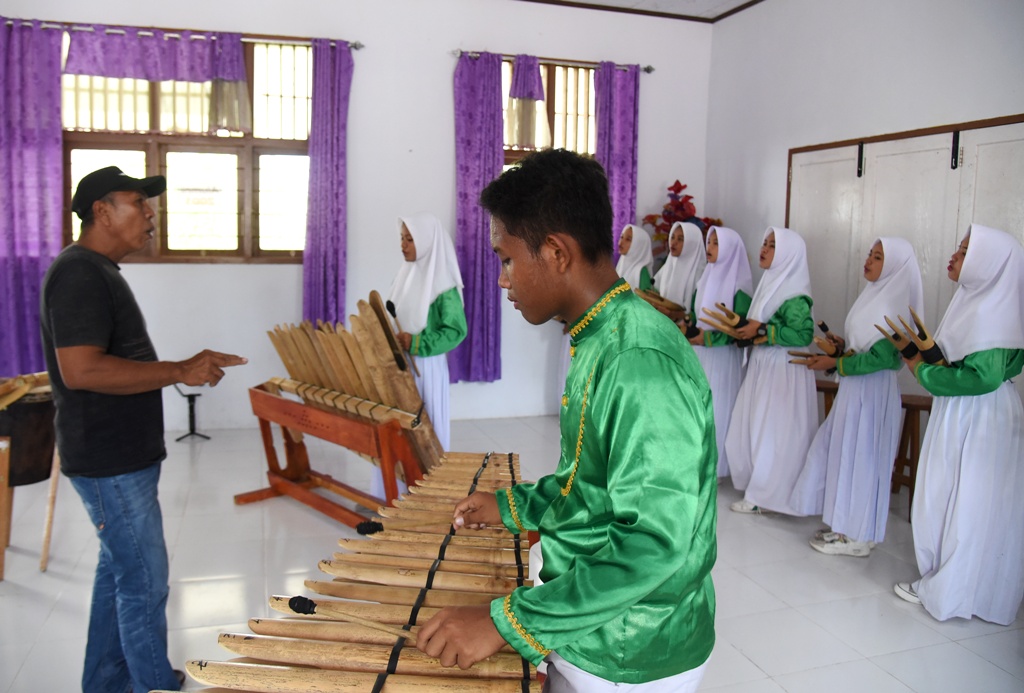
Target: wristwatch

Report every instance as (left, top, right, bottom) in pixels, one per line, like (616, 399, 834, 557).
(756, 324, 767, 338)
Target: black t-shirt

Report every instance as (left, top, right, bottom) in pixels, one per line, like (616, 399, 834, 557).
(40, 245, 167, 477)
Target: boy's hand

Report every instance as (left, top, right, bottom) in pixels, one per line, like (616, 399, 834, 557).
(453, 491, 501, 529)
(416, 605, 507, 669)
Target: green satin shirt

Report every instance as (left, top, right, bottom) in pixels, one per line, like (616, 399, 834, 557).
(916, 348, 1024, 396)
(410, 287, 468, 357)
(491, 279, 718, 683)
(836, 339, 900, 377)
(761, 295, 814, 347)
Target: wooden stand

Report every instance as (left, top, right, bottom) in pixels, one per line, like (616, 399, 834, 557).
(234, 383, 427, 527)
(890, 394, 932, 518)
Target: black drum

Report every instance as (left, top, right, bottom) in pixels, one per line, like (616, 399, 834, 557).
(0, 388, 56, 487)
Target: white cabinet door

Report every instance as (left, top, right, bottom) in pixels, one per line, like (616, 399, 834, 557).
(788, 146, 863, 333)
(859, 133, 962, 335)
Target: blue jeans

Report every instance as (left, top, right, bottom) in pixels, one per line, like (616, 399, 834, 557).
(70, 463, 180, 693)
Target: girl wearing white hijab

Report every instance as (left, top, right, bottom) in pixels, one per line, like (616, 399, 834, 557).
(789, 238, 924, 556)
(894, 224, 1024, 625)
(724, 227, 816, 515)
(687, 227, 753, 479)
(652, 222, 706, 316)
(615, 224, 654, 290)
(388, 212, 467, 451)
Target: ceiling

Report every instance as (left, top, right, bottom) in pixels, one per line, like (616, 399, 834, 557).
(516, 0, 766, 22)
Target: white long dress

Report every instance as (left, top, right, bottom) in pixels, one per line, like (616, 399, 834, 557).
(725, 346, 817, 514)
(913, 381, 1024, 624)
(789, 236, 923, 540)
(789, 369, 901, 541)
(725, 227, 816, 514)
(693, 345, 745, 478)
(691, 227, 753, 480)
(908, 224, 1024, 624)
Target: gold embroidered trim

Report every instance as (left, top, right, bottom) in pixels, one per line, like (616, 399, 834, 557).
(505, 488, 525, 532)
(561, 359, 598, 496)
(503, 594, 551, 656)
(569, 282, 630, 339)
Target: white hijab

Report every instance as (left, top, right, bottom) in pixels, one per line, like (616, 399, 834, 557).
(748, 226, 813, 323)
(694, 226, 753, 324)
(844, 237, 924, 352)
(934, 224, 1024, 363)
(654, 222, 706, 306)
(615, 224, 654, 287)
(387, 213, 464, 334)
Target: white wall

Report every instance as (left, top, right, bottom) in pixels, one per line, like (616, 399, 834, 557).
(10, 0, 712, 429)
(705, 0, 1024, 253)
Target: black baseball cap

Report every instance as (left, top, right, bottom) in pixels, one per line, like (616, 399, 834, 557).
(71, 166, 167, 220)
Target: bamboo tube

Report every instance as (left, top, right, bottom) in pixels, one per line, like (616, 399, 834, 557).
(339, 328, 383, 402)
(327, 553, 528, 579)
(337, 538, 526, 566)
(321, 327, 370, 400)
(316, 561, 527, 594)
(313, 329, 357, 396)
(370, 528, 524, 544)
(285, 595, 418, 641)
(216, 633, 527, 679)
(349, 314, 398, 406)
(377, 507, 470, 525)
(249, 617, 418, 646)
(267, 595, 439, 623)
(290, 323, 334, 389)
(413, 479, 510, 492)
(393, 497, 464, 512)
(304, 579, 500, 606)
(304, 324, 347, 394)
(185, 659, 540, 692)
(275, 326, 315, 384)
(357, 300, 444, 465)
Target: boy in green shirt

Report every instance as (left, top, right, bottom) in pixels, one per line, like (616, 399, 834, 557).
(416, 149, 718, 691)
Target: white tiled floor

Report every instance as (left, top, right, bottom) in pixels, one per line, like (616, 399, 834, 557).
(1, 416, 1022, 692)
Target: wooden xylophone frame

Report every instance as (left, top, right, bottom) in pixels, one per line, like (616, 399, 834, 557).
(234, 380, 425, 527)
(179, 451, 542, 693)
(235, 291, 445, 527)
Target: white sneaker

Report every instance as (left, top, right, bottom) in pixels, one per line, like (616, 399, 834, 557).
(730, 499, 762, 514)
(809, 533, 871, 557)
(894, 581, 922, 604)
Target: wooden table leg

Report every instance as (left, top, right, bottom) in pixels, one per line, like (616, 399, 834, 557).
(0, 437, 11, 580)
(39, 450, 60, 572)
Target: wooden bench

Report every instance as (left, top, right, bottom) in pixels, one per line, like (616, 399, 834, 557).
(815, 380, 931, 519)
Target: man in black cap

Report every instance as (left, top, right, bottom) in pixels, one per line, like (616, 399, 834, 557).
(40, 166, 247, 693)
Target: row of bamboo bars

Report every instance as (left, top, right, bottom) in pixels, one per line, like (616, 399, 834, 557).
(169, 452, 540, 692)
(265, 291, 443, 470)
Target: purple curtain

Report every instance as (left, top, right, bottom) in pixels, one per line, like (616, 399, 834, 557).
(0, 20, 63, 375)
(64, 26, 245, 81)
(510, 54, 543, 100)
(303, 39, 353, 323)
(595, 62, 640, 257)
(450, 52, 503, 383)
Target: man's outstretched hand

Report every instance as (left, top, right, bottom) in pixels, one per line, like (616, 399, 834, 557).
(176, 350, 247, 387)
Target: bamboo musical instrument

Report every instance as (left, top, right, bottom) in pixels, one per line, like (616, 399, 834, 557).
(184, 452, 538, 692)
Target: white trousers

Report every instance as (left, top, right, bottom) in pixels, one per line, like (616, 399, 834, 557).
(543, 653, 707, 693)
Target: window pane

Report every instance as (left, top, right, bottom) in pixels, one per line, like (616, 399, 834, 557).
(258, 154, 309, 251)
(166, 152, 239, 251)
(159, 81, 211, 133)
(69, 149, 147, 240)
(254, 42, 312, 140)
(61, 32, 150, 132)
